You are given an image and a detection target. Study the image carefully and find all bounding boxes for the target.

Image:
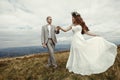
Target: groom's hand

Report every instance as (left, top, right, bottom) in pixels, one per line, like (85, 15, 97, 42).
(42, 43, 47, 48)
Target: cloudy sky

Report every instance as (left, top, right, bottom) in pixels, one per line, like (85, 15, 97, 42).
(0, 0, 120, 49)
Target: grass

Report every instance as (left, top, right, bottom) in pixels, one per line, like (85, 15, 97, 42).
(0, 47, 120, 80)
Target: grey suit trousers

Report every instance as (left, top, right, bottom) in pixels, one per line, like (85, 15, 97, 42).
(46, 39, 57, 66)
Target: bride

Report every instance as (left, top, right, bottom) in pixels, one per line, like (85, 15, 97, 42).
(58, 12, 117, 75)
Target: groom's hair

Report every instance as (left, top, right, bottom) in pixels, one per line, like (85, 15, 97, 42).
(46, 16, 51, 20)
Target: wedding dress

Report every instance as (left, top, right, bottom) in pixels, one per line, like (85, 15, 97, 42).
(66, 25, 117, 75)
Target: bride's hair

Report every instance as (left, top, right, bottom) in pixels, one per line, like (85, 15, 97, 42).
(71, 12, 89, 34)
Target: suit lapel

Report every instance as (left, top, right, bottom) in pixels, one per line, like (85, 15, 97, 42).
(45, 24, 49, 32)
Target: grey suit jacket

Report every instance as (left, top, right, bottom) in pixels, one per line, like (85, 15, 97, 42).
(41, 24, 59, 45)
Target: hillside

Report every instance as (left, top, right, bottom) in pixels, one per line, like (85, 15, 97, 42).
(0, 47, 120, 80)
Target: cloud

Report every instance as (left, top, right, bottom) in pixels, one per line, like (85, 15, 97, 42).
(0, 0, 120, 48)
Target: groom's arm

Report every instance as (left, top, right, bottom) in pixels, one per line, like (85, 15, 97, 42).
(41, 26, 44, 44)
(41, 26, 46, 48)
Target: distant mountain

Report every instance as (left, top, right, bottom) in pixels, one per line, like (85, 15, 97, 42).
(0, 44, 70, 58)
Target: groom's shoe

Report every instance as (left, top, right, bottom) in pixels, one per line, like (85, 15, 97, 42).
(53, 64, 57, 69)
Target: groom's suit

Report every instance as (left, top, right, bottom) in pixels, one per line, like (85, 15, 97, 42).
(41, 24, 59, 66)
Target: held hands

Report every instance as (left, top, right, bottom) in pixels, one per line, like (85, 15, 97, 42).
(55, 26, 61, 34)
(56, 26, 61, 30)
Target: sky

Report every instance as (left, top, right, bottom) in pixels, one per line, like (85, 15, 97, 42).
(0, 0, 120, 49)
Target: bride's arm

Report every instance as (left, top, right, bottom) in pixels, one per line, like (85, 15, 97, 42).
(84, 30, 98, 36)
(58, 25, 72, 32)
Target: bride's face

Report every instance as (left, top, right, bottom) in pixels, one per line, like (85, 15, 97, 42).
(72, 17, 75, 24)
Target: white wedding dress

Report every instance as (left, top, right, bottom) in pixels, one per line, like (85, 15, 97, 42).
(66, 25, 117, 75)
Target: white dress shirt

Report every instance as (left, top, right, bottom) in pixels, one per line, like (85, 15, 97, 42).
(48, 25, 52, 38)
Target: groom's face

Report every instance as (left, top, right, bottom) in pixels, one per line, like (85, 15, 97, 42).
(47, 17, 52, 24)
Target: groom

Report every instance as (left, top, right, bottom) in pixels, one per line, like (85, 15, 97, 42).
(41, 16, 60, 68)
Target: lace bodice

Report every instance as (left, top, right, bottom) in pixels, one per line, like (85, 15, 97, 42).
(72, 25, 82, 34)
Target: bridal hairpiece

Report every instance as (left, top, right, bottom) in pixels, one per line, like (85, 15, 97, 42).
(71, 11, 80, 16)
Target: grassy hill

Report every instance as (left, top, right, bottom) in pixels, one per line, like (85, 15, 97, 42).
(0, 46, 120, 80)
